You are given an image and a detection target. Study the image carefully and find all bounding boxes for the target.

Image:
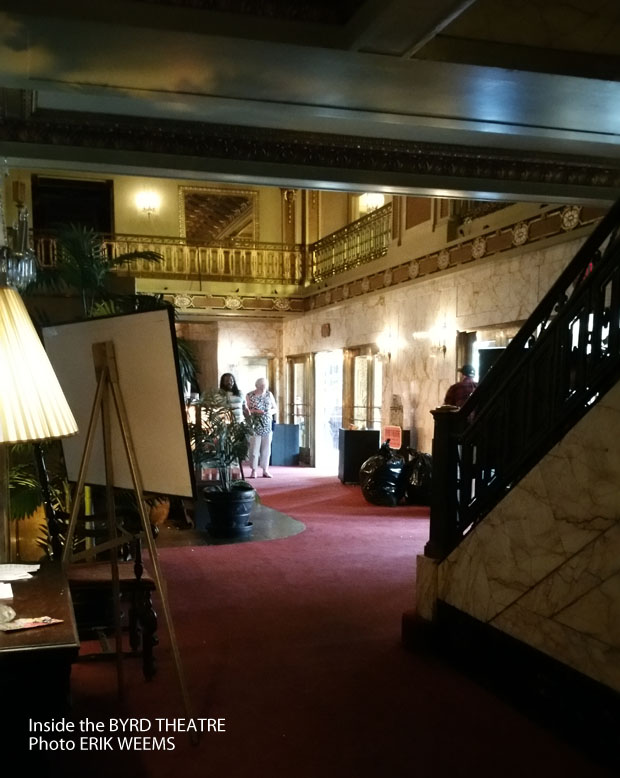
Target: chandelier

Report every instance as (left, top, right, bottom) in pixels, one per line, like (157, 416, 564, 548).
(0, 207, 37, 290)
(0, 173, 37, 290)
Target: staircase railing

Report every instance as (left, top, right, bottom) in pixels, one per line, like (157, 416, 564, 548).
(426, 198, 620, 559)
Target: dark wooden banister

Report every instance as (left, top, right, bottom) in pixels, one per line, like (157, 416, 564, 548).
(426, 198, 620, 559)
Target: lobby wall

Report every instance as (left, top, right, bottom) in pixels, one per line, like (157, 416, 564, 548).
(283, 237, 584, 454)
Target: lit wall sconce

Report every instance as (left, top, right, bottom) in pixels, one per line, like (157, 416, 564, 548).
(430, 321, 449, 358)
(359, 192, 385, 215)
(135, 190, 161, 218)
(377, 328, 397, 362)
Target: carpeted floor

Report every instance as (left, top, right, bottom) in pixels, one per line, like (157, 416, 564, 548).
(43, 467, 615, 778)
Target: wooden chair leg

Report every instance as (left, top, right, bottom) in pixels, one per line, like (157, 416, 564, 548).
(129, 586, 158, 680)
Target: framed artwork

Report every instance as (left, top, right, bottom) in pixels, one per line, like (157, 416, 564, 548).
(179, 185, 258, 243)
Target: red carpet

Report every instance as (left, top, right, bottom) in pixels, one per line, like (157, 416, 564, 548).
(46, 467, 613, 778)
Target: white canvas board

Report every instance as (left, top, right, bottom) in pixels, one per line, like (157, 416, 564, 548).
(42, 308, 194, 497)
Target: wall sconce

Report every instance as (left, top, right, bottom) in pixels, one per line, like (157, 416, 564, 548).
(430, 322, 449, 358)
(135, 191, 161, 218)
(359, 193, 385, 215)
(377, 329, 397, 362)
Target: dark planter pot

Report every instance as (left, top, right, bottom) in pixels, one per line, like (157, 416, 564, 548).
(203, 486, 255, 538)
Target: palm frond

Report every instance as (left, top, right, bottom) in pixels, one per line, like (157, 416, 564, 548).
(176, 337, 200, 388)
(189, 389, 255, 490)
(27, 225, 163, 317)
(9, 464, 43, 519)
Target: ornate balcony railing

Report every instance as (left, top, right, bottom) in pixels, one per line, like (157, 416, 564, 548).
(34, 234, 306, 286)
(310, 203, 392, 281)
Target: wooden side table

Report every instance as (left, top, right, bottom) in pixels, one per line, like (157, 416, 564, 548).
(0, 562, 80, 762)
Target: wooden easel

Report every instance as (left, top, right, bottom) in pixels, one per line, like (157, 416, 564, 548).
(61, 341, 193, 724)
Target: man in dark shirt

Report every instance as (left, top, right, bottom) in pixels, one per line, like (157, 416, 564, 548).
(444, 364, 478, 408)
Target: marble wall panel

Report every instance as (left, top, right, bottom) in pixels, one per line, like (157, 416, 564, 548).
(492, 600, 620, 693)
(523, 524, 620, 620)
(554, 572, 620, 646)
(217, 318, 282, 368)
(283, 237, 584, 453)
(455, 257, 541, 323)
(436, 380, 620, 692)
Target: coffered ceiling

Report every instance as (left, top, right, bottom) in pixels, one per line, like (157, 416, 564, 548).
(1, 0, 619, 202)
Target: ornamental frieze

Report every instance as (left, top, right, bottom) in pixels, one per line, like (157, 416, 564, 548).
(2, 113, 619, 193)
(173, 293, 194, 308)
(167, 293, 303, 316)
(306, 204, 604, 313)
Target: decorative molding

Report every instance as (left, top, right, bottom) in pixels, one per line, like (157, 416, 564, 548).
(437, 249, 450, 270)
(471, 236, 487, 259)
(173, 293, 193, 308)
(305, 205, 604, 313)
(273, 297, 291, 311)
(561, 205, 582, 231)
(2, 113, 619, 195)
(512, 221, 529, 246)
(224, 295, 243, 309)
(408, 259, 420, 279)
(167, 292, 304, 316)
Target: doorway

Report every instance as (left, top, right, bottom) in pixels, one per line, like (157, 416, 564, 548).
(314, 350, 343, 474)
(286, 355, 313, 465)
(31, 176, 114, 234)
(343, 345, 382, 430)
(235, 357, 272, 399)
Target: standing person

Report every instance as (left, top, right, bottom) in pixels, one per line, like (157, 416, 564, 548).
(444, 364, 478, 408)
(246, 377, 277, 478)
(218, 373, 249, 422)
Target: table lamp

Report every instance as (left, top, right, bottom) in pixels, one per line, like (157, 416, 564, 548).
(0, 280, 78, 561)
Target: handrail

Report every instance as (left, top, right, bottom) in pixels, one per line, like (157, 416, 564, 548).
(33, 233, 307, 286)
(34, 205, 392, 285)
(310, 203, 392, 280)
(427, 198, 620, 559)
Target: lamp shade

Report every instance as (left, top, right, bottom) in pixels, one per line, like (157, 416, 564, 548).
(0, 285, 78, 443)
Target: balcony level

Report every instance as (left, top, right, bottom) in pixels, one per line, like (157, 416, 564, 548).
(4, 166, 606, 322)
(31, 199, 395, 320)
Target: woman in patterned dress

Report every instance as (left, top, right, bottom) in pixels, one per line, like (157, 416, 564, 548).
(246, 377, 277, 478)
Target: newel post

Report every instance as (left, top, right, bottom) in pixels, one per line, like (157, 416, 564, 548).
(425, 406, 460, 559)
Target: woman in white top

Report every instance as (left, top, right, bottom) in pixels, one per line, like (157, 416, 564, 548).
(246, 377, 277, 478)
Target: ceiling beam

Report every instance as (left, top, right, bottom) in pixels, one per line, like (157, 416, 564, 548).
(345, 0, 478, 56)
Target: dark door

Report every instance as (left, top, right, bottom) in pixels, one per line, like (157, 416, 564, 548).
(31, 176, 114, 234)
(478, 347, 505, 381)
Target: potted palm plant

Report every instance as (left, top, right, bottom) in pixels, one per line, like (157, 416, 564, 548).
(26, 223, 163, 318)
(189, 389, 257, 538)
